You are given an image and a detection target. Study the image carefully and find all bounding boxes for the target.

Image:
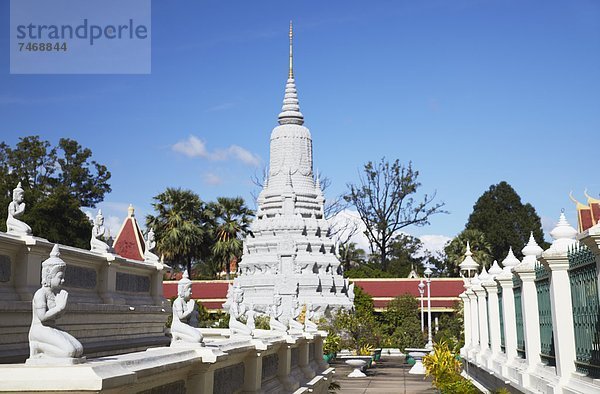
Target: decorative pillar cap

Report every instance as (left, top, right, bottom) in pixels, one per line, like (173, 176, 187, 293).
(478, 267, 490, 282)
(501, 247, 520, 271)
(459, 241, 479, 277)
(488, 260, 502, 277)
(516, 232, 543, 272)
(543, 211, 577, 257)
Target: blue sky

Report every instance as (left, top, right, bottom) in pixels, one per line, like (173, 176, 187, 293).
(1, 0, 599, 252)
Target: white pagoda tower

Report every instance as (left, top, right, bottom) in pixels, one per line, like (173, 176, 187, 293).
(225, 23, 353, 324)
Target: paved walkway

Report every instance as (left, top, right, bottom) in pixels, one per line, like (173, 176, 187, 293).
(330, 357, 437, 394)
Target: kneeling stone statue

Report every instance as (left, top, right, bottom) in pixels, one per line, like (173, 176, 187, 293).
(27, 244, 84, 364)
(171, 271, 204, 346)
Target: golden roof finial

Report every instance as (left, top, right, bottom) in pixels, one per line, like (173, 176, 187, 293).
(584, 189, 600, 203)
(289, 20, 294, 79)
(569, 191, 587, 210)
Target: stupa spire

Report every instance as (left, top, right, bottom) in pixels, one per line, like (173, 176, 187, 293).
(278, 21, 304, 126)
(289, 21, 294, 79)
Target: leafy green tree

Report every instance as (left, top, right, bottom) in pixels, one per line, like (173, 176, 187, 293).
(345, 263, 394, 278)
(25, 188, 92, 249)
(344, 158, 446, 271)
(443, 229, 493, 276)
(54, 138, 111, 207)
(146, 188, 210, 274)
(466, 181, 548, 261)
(434, 301, 464, 350)
(210, 197, 253, 280)
(338, 242, 366, 272)
(387, 234, 426, 277)
(381, 294, 424, 350)
(324, 286, 383, 352)
(352, 285, 374, 315)
(0, 136, 111, 247)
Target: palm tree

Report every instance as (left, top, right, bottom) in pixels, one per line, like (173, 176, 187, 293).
(210, 197, 253, 280)
(338, 242, 367, 272)
(146, 188, 207, 274)
(444, 228, 493, 277)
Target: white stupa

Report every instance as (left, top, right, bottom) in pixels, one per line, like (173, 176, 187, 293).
(224, 23, 353, 324)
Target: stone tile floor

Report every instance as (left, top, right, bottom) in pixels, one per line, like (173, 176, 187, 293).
(329, 357, 437, 394)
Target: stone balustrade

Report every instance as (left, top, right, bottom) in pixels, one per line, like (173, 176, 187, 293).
(461, 216, 600, 394)
(0, 329, 332, 393)
(0, 232, 169, 363)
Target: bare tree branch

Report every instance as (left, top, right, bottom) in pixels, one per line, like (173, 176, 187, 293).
(344, 158, 447, 271)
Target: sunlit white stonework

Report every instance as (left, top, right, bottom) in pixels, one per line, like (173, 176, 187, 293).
(225, 23, 352, 326)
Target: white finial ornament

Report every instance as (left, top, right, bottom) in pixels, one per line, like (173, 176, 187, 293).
(478, 267, 490, 282)
(488, 260, 502, 277)
(522, 232, 543, 258)
(545, 211, 578, 255)
(500, 247, 520, 275)
(459, 240, 479, 277)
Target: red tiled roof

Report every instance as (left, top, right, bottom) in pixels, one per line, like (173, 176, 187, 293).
(163, 281, 232, 300)
(351, 278, 464, 298)
(162, 278, 464, 311)
(113, 210, 145, 261)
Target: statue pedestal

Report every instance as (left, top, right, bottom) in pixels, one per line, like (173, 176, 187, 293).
(25, 356, 86, 366)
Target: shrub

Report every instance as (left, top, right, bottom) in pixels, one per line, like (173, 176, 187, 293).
(323, 333, 341, 355)
(423, 341, 478, 394)
(254, 314, 270, 330)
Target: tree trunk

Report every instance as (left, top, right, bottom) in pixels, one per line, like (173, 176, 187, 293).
(381, 240, 388, 272)
(225, 258, 230, 281)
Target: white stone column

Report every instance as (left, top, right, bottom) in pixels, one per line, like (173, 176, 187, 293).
(299, 340, 314, 379)
(513, 234, 544, 382)
(14, 242, 47, 301)
(459, 292, 471, 357)
(243, 351, 263, 393)
(474, 284, 489, 366)
(496, 272, 518, 364)
(466, 286, 480, 359)
(277, 343, 299, 391)
(540, 213, 578, 386)
(482, 282, 500, 358)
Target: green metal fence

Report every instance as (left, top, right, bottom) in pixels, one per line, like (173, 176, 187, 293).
(568, 243, 600, 378)
(499, 285, 505, 353)
(535, 261, 555, 366)
(513, 275, 526, 358)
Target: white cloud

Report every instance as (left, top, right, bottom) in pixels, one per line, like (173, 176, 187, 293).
(206, 102, 235, 112)
(228, 145, 261, 167)
(172, 135, 261, 167)
(329, 209, 370, 252)
(172, 135, 209, 158)
(105, 215, 122, 238)
(203, 172, 223, 185)
(417, 234, 452, 256)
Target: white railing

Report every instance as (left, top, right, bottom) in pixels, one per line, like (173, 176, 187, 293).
(460, 218, 600, 394)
